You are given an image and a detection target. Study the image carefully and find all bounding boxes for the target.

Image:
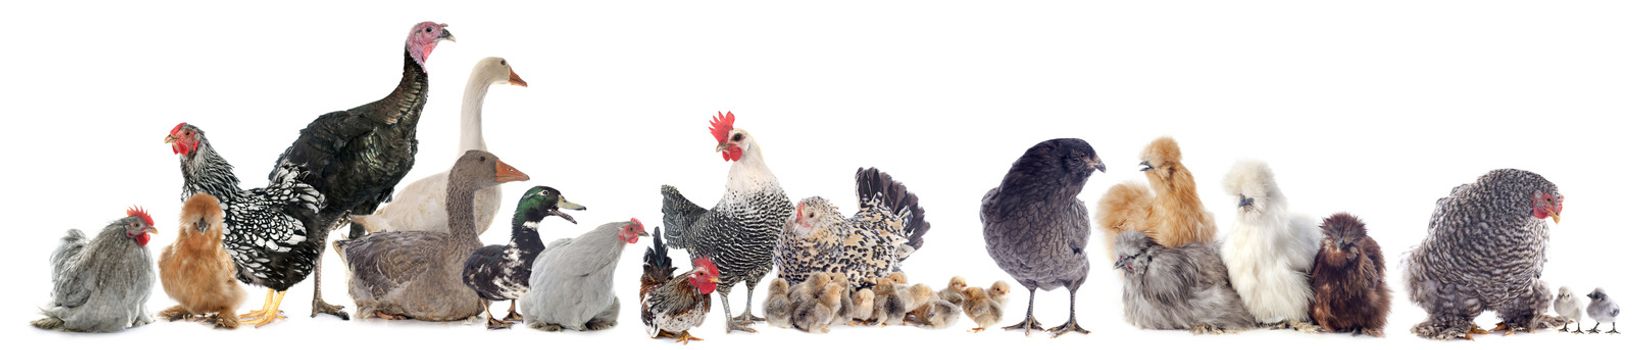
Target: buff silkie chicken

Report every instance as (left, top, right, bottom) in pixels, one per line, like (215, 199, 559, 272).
(32, 208, 158, 333)
(159, 194, 247, 329)
(1404, 169, 1564, 340)
(1220, 160, 1321, 330)
(1096, 137, 1216, 258)
(777, 168, 929, 288)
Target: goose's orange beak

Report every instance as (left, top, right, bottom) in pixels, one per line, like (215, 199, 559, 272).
(495, 159, 530, 183)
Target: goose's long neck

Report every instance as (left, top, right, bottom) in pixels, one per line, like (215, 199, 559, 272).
(447, 178, 480, 237)
(459, 74, 493, 152)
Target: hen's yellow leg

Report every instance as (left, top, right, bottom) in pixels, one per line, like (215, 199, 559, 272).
(239, 290, 275, 320)
(250, 291, 289, 328)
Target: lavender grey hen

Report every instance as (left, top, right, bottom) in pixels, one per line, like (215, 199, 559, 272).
(269, 22, 454, 319)
(1113, 232, 1254, 333)
(1404, 169, 1564, 340)
(980, 138, 1105, 337)
(166, 123, 325, 327)
(32, 209, 157, 333)
(660, 112, 793, 333)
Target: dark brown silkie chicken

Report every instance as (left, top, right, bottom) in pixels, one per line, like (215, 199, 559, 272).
(1310, 213, 1390, 337)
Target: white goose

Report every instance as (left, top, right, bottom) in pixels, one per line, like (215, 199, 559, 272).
(350, 57, 527, 236)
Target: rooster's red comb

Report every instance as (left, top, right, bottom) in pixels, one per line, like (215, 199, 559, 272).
(693, 256, 720, 276)
(127, 206, 154, 226)
(709, 111, 736, 144)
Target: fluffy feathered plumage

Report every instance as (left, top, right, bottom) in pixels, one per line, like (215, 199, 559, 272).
(1587, 288, 1619, 334)
(1113, 232, 1254, 333)
(1309, 213, 1390, 336)
(1555, 287, 1583, 333)
(981, 138, 1104, 336)
(776, 168, 929, 288)
(1220, 160, 1321, 328)
(33, 211, 157, 333)
(158, 194, 247, 329)
(522, 220, 647, 331)
(1404, 169, 1563, 340)
(639, 232, 719, 344)
(764, 278, 794, 328)
(1097, 137, 1217, 257)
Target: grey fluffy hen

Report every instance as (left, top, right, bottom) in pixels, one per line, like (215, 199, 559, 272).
(980, 138, 1105, 337)
(33, 210, 158, 333)
(1113, 232, 1253, 333)
(1404, 169, 1564, 340)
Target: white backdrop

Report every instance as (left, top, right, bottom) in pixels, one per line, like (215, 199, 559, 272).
(2, 1, 1628, 349)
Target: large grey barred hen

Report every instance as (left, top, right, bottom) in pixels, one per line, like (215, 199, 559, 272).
(1404, 168, 1564, 340)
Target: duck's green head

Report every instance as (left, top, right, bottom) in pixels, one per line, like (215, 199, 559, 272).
(516, 186, 586, 225)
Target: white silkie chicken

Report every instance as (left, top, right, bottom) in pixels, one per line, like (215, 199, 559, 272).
(1219, 160, 1321, 330)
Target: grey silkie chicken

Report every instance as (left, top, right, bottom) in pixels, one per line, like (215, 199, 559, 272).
(764, 278, 793, 328)
(1587, 288, 1619, 334)
(521, 219, 649, 331)
(1555, 287, 1583, 333)
(1404, 169, 1565, 340)
(980, 138, 1105, 337)
(1113, 232, 1254, 333)
(32, 209, 158, 333)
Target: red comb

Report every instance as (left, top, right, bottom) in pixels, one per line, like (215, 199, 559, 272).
(709, 111, 735, 144)
(693, 256, 719, 275)
(127, 206, 154, 226)
(169, 123, 186, 135)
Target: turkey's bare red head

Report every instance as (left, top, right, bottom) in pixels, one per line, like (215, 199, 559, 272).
(124, 206, 158, 247)
(689, 257, 721, 295)
(710, 111, 747, 162)
(165, 123, 202, 157)
(407, 22, 454, 68)
(1530, 191, 1563, 224)
(618, 218, 648, 244)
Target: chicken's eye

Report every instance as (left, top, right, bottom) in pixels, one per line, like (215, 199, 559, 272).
(500, 60, 507, 66)
(424, 27, 433, 33)
(732, 134, 744, 142)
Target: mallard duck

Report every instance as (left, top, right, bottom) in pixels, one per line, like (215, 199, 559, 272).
(463, 186, 585, 329)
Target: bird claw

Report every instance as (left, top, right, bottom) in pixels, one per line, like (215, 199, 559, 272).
(1003, 316, 1046, 335)
(485, 317, 514, 330)
(726, 319, 758, 333)
(312, 299, 350, 320)
(503, 311, 523, 322)
(1047, 319, 1090, 338)
(674, 331, 705, 344)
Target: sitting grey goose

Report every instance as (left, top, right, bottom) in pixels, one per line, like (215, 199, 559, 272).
(335, 150, 530, 321)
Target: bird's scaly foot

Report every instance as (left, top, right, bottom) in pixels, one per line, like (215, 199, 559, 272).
(733, 312, 765, 324)
(1047, 319, 1090, 338)
(312, 299, 350, 320)
(586, 319, 616, 331)
(504, 311, 523, 322)
(1468, 324, 1490, 335)
(1362, 327, 1384, 337)
(1410, 321, 1475, 340)
(372, 311, 408, 321)
(158, 306, 191, 322)
(485, 316, 513, 330)
(726, 318, 758, 333)
(1289, 321, 1321, 333)
(1003, 315, 1046, 335)
(212, 314, 240, 330)
(969, 327, 986, 333)
(674, 330, 705, 344)
(1190, 324, 1226, 335)
(250, 310, 287, 328)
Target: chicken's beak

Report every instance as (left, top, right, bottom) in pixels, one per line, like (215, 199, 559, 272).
(494, 159, 530, 183)
(715, 142, 729, 153)
(439, 29, 456, 43)
(1138, 161, 1153, 172)
(1238, 195, 1255, 208)
(709, 276, 721, 283)
(1549, 210, 1561, 224)
(163, 135, 176, 144)
(1090, 157, 1107, 173)
(1112, 257, 1127, 270)
(508, 69, 528, 87)
(144, 226, 159, 236)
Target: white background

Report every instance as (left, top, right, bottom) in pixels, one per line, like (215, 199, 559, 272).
(2, 1, 1628, 349)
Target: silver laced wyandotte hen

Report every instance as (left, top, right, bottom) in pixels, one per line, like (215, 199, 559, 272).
(660, 112, 794, 333)
(33, 208, 158, 333)
(777, 167, 930, 288)
(269, 21, 455, 320)
(980, 138, 1105, 337)
(1404, 168, 1564, 340)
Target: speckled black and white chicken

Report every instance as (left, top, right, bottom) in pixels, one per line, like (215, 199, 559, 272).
(1404, 169, 1564, 340)
(659, 112, 794, 333)
(776, 167, 929, 289)
(165, 123, 325, 327)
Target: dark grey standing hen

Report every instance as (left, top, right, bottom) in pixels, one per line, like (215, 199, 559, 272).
(980, 138, 1104, 337)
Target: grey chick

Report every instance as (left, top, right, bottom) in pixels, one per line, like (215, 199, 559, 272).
(1556, 287, 1583, 333)
(873, 279, 910, 326)
(939, 276, 968, 307)
(904, 283, 937, 324)
(1587, 288, 1620, 334)
(765, 278, 794, 329)
(793, 283, 845, 333)
(981, 138, 1103, 336)
(827, 273, 852, 326)
(787, 273, 831, 319)
(32, 210, 158, 333)
(923, 299, 963, 329)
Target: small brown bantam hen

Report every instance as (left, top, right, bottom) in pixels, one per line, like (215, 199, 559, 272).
(1096, 137, 1216, 257)
(159, 194, 247, 329)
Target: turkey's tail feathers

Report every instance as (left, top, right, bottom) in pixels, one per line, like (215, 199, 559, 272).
(642, 228, 677, 292)
(855, 167, 930, 252)
(660, 185, 707, 249)
(50, 229, 88, 275)
(1097, 182, 1154, 260)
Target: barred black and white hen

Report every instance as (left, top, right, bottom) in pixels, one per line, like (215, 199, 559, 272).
(660, 112, 794, 333)
(166, 123, 324, 327)
(777, 167, 930, 289)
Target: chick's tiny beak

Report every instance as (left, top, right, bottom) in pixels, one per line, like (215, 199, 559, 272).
(508, 70, 528, 87)
(494, 159, 530, 183)
(439, 28, 456, 43)
(1238, 195, 1254, 208)
(1090, 157, 1107, 173)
